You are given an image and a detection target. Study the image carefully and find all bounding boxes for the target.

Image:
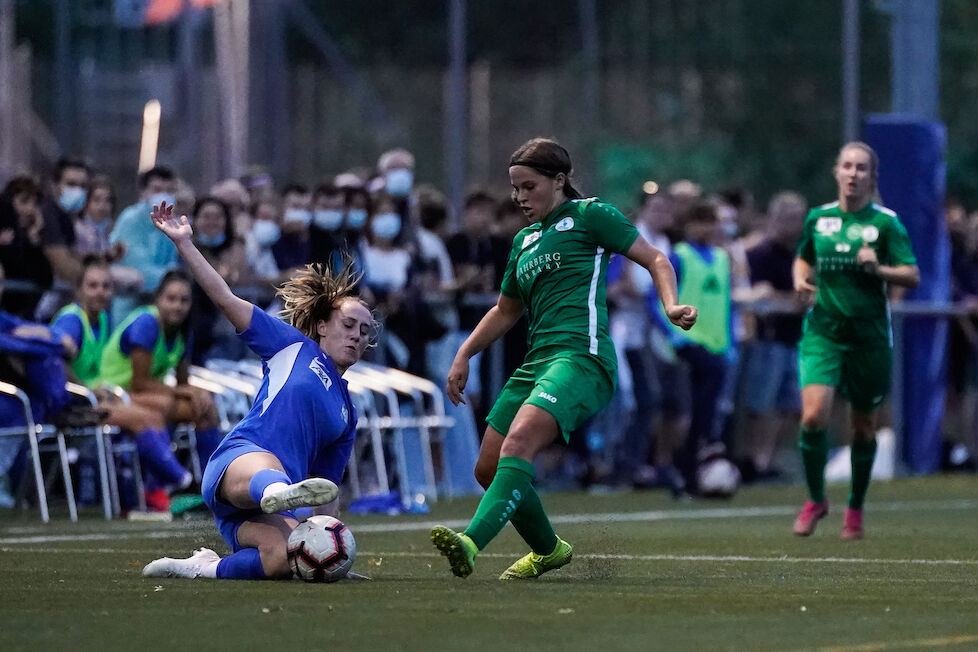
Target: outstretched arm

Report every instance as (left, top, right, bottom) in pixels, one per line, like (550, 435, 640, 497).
(150, 202, 254, 332)
(623, 236, 697, 330)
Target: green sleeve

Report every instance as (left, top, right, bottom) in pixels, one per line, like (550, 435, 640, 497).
(882, 216, 917, 266)
(499, 233, 523, 298)
(583, 201, 639, 254)
(796, 210, 817, 264)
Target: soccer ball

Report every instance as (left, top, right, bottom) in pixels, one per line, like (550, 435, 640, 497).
(696, 456, 741, 498)
(287, 515, 357, 582)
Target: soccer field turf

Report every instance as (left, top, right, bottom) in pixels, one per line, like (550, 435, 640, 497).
(1, 476, 976, 651)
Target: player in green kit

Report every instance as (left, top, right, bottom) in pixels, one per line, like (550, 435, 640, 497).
(792, 142, 919, 539)
(430, 138, 697, 579)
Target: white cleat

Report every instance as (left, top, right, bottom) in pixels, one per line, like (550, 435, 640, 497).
(143, 547, 221, 579)
(259, 477, 339, 514)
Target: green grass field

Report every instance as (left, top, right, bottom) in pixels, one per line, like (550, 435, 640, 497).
(1, 475, 976, 651)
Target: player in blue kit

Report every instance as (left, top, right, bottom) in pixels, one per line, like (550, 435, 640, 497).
(142, 202, 374, 580)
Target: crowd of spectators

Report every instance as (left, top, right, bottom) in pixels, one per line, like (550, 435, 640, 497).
(1, 150, 976, 512)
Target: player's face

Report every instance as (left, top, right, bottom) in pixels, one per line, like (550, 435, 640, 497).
(834, 146, 876, 204)
(79, 266, 113, 315)
(86, 186, 113, 221)
(317, 299, 372, 373)
(156, 280, 192, 329)
(509, 165, 564, 223)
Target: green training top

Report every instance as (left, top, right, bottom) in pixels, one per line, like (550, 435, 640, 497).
(500, 198, 640, 378)
(796, 201, 917, 342)
(52, 303, 109, 388)
(672, 242, 731, 354)
(99, 306, 185, 390)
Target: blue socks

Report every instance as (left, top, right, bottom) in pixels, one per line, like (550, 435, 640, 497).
(216, 548, 267, 580)
(136, 428, 189, 487)
(195, 427, 224, 468)
(248, 468, 292, 505)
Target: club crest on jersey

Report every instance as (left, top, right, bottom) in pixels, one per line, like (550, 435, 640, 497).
(862, 225, 880, 242)
(555, 217, 575, 232)
(309, 358, 333, 391)
(816, 217, 842, 234)
(521, 232, 542, 249)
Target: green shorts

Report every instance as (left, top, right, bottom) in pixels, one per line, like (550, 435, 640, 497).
(798, 327, 891, 412)
(486, 353, 615, 442)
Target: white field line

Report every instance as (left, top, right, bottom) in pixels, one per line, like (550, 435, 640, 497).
(2, 547, 978, 567)
(1, 498, 975, 547)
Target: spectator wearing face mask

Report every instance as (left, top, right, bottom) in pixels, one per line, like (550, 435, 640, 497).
(109, 166, 180, 294)
(35, 158, 92, 320)
(361, 192, 443, 376)
(244, 196, 284, 286)
(309, 182, 352, 274)
(188, 197, 247, 362)
(272, 183, 312, 272)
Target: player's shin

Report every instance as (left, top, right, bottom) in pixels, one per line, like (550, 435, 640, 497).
(799, 427, 829, 503)
(508, 483, 558, 555)
(248, 468, 292, 505)
(848, 438, 877, 509)
(463, 456, 535, 549)
(215, 548, 266, 580)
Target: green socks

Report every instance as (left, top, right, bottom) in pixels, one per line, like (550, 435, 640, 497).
(464, 456, 555, 552)
(849, 438, 877, 509)
(799, 428, 829, 503)
(509, 482, 558, 556)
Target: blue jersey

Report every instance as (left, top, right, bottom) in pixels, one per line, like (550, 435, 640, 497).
(223, 306, 358, 485)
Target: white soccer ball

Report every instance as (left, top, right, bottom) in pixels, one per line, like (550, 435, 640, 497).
(696, 457, 741, 498)
(287, 515, 357, 582)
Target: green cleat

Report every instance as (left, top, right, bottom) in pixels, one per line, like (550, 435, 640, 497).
(499, 537, 573, 580)
(431, 525, 478, 578)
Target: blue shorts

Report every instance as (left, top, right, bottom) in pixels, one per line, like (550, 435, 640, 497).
(201, 439, 297, 552)
(742, 340, 801, 414)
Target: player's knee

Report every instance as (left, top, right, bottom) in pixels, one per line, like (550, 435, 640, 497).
(473, 463, 495, 489)
(258, 544, 291, 579)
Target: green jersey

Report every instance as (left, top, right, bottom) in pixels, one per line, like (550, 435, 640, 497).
(500, 198, 639, 378)
(797, 201, 916, 342)
(51, 303, 109, 387)
(100, 306, 186, 390)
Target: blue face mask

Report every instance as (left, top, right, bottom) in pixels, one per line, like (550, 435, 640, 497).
(313, 209, 344, 231)
(252, 220, 280, 247)
(346, 208, 368, 228)
(371, 212, 402, 240)
(197, 232, 227, 248)
(59, 186, 87, 213)
(385, 168, 414, 197)
(284, 208, 312, 227)
(148, 191, 176, 208)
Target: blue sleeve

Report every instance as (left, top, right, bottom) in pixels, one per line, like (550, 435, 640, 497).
(606, 254, 625, 284)
(0, 311, 30, 334)
(51, 313, 84, 350)
(239, 305, 307, 360)
(309, 430, 355, 484)
(119, 312, 159, 355)
(669, 252, 683, 286)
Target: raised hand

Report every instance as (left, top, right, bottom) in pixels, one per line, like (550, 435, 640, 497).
(150, 201, 193, 244)
(666, 304, 698, 331)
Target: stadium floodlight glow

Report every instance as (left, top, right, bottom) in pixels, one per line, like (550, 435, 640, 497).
(642, 180, 660, 195)
(138, 99, 162, 174)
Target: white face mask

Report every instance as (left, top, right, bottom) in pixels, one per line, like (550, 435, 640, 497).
(252, 220, 281, 247)
(346, 208, 368, 228)
(313, 209, 344, 231)
(371, 212, 402, 240)
(148, 191, 176, 208)
(283, 208, 312, 227)
(385, 168, 414, 197)
(59, 186, 87, 213)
